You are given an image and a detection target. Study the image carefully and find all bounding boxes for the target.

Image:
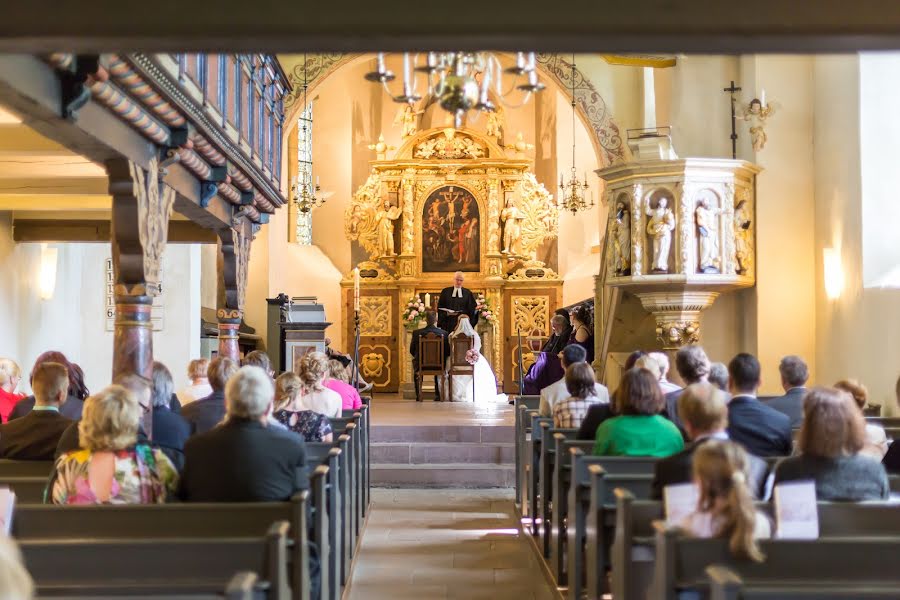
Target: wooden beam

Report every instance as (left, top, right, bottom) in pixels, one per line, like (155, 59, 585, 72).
(3, 1, 900, 53)
(11, 219, 218, 243)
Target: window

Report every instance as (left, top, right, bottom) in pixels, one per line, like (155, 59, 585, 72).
(295, 102, 314, 245)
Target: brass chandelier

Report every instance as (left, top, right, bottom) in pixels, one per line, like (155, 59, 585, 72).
(292, 53, 327, 215)
(558, 54, 593, 215)
(364, 52, 545, 127)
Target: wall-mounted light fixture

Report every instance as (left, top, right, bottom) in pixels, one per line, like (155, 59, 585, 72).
(38, 243, 58, 300)
(823, 246, 844, 300)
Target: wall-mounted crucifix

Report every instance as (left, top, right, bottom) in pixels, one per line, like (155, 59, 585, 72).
(723, 80, 742, 159)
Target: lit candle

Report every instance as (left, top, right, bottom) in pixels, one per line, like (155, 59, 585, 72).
(353, 267, 360, 312)
(425, 292, 431, 308)
(760, 88, 766, 108)
(403, 52, 412, 97)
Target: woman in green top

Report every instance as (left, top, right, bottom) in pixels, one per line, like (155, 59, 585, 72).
(594, 367, 684, 457)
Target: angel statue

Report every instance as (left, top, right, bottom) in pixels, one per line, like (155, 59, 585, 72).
(646, 197, 675, 273)
(394, 104, 422, 138)
(734, 199, 753, 274)
(375, 199, 403, 257)
(485, 107, 504, 142)
(695, 196, 723, 273)
(500, 196, 523, 255)
(611, 201, 631, 276)
(739, 98, 778, 152)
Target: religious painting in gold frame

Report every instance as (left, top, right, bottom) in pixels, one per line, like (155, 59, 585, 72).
(421, 184, 481, 273)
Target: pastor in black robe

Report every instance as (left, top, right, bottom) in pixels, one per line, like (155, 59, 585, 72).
(437, 286, 479, 332)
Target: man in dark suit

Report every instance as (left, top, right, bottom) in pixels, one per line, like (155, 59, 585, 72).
(662, 345, 712, 437)
(652, 382, 769, 499)
(180, 356, 239, 434)
(726, 353, 793, 457)
(765, 355, 809, 428)
(437, 271, 478, 333)
(150, 362, 191, 471)
(179, 365, 308, 502)
(0, 362, 72, 460)
(409, 310, 450, 402)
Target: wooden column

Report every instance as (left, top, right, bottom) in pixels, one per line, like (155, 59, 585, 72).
(216, 224, 252, 362)
(108, 156, 175, 433)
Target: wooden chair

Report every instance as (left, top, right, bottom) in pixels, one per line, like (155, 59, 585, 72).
(416, 333, 446, 402)
(448, 333, 475, 402)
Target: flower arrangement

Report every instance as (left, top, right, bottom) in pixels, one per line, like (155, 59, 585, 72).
(465, 348, 480, 365)
(402, 296, 428, 329)
(474, 293, 497, 325)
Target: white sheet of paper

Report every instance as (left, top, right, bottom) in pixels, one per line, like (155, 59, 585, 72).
(774, 480, 818, 539)
(0, 487, 15, 535)
(663, 482, 700, 526)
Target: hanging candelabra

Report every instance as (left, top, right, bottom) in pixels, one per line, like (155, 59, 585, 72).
(293, 53, 328, 216)
(558, 54, 593, 215)
(364, 51, 544, 128)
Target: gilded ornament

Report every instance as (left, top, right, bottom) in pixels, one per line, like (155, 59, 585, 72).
(516, 173, 559, 262)
(413, 129, 485, 160)
(359, 296, 392, 336)
(360, 352, 388, 379)
(655, 320, 701, 349)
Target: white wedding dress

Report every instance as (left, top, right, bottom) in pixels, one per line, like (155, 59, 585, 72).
(442, 319, 508, 404)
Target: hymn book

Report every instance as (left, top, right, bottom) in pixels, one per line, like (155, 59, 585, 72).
(663, 482, 700, 526)
(773, 480, 818, 539)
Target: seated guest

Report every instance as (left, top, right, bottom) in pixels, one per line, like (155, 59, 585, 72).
(0, 358, 25, 423)
(708, 362, 729, 391)
(664, 345, 711, 432)
(179, 366, 308, 502)
(243, 350, 274, 379)
(523, 313, 571, 394)
(274, 372, 333, 442)
(651, 383, 768, 500)
(0, 361, 72, 460)
(835, 379, 887, 460)
(175, 358, 211, 406)
(553, 362, 606, 429)
(297, 352, 342, 418)
(766, 355, 809, 427)
(635, 355, 662, 381)
(593, 368, 684, 457)
(180, 356, 238, 434)
(325, 338, 372, 392)
(0, 536, 33, 599)
(623, 350, 647, 371)
(678, 440, 770, 561)
(540, 344, 609, 417)
(775, 387, 889, 501)
(568, 304, 595, 365)
(50, 384, 178, 504)
(324, 360, 362, 410)
(10, 351, 87, 421)
(726, 353, 792, 457)
(649, 352, 681, 395)
(149, 362, 191, 471)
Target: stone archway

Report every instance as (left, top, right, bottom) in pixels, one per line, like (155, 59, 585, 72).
(281, 53, 627, 166)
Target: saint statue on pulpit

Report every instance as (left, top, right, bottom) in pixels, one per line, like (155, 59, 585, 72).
(375, 199, 402, 256)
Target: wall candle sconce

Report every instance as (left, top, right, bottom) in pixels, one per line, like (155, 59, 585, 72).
(38, 243, 58, 300)
(823, 246, 844, 300)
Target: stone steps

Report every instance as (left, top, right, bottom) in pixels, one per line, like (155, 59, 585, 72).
(370, 425, 515, 488)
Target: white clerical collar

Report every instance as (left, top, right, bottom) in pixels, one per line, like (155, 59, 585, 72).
(453, 287, 462, 298)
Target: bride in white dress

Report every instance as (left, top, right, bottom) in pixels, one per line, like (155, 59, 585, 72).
(442, 316, 508, 404)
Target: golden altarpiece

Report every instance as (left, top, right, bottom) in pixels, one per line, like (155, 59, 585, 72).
(341, 127, 561, 393)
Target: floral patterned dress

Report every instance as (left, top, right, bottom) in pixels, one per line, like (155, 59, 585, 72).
(50, 444, 179, 504)
(273, 409, 333, 442)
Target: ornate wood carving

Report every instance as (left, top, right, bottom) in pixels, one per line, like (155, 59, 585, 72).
(217, 224, 253, 361)
(359, 296, 392, 336)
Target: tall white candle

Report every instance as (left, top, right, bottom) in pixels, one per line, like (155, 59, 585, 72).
(353, 267, 360, 312)
(760, 88, 766, 108)
(425, 292, 431, 308)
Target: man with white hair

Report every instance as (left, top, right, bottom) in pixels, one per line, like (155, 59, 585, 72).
(437, 271, 478, 333)
(179, 366, 308, 502)
(649, 352, 682, 395)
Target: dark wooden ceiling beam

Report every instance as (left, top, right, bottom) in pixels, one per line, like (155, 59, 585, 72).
(3, 1, 900, 53)
(12, 218, 218, 243)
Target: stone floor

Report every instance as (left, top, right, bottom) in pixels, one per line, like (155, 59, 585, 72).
(345, 488, 558, 600)
(369, 394, 515, 427)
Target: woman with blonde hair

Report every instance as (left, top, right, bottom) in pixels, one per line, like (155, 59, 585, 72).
(324, 359, 363, 410)
(679, 440, 770, 561)
(50, 385, 178, 504)
(0, 358, 24, 423)
(297, 352, 342, 418)
(774, 387, 889, 501)
(176, 357, 212, 406)
(273, 372, 333, 442)
(834, 379, 887, 459)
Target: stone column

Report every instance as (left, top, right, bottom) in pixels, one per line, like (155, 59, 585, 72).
(217, 224, 252, 362)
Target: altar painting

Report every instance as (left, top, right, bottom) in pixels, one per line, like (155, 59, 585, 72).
(422, 185, 480, 272)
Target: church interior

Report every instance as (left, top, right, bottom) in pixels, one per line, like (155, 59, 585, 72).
(1, 6, 900, 598)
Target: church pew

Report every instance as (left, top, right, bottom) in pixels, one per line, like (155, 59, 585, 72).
(0, 459, 53, 477)
(305, 446, 342, 600)
(538, 424, 577, 557)
(520, 408, 540, 519)
(707, 564, 900, 600)
(21, 522, 291, 600)
(33, 571, 264, 600)
(610, 491, 900, 600)
(330, 415, 362, 540)
(564, 452, 657, 600)
(0, 476, 46, 503)
(527, 414, 551, 535)
(343, 404, 370, 515)
(514, 395, 540, 506)
(866, 416, 900, 428)
(651, 523, 900, 600)
(549, 436, 594, 585)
